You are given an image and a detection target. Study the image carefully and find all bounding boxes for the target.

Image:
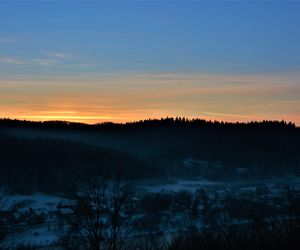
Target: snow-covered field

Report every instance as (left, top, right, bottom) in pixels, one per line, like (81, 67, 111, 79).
(1, 176, 300, 249)
(3, 193, 71, 211)
(137, 176, 300, 194)
(1, 193, 73, 249)
(137, 177, 217, 193)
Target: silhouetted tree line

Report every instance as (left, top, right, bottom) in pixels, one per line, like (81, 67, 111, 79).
(0, 117, 297, 131)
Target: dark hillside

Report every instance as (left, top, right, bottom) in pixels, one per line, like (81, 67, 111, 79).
(0, 134, 152, 194)
(0, 118, 299, 193)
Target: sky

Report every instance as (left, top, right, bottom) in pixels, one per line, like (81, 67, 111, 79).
(0, 0, 300, 124)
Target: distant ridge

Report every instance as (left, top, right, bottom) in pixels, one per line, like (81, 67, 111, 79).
(0, 117, 297, 130)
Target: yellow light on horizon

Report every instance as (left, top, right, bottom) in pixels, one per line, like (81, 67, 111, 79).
(14, 115, 128, 124)
(1, 72, 299, 125)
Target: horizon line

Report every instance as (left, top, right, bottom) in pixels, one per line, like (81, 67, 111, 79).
(0, 116, 297, 127)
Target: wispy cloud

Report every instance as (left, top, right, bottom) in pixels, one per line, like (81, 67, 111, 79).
(0, 56, 57, 66)
(0, 50, 73, 67)
(31, 58, 57, 66)
(0, 57, 25, 65)
(202, 112, 260, 119)
(44, 52, 72, 59)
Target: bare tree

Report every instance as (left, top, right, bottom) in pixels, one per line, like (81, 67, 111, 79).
(75, 177, 107, 250)
(106, 174, 133, 250)
(66, 174, 134, 250)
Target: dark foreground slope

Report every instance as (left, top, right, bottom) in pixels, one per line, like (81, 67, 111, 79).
(0, 118, 299, 194)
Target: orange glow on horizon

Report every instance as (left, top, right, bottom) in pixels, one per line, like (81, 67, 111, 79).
(16, 115, 125, 122)
(1, 73, 299, 125)
(1, 111, 298, 126)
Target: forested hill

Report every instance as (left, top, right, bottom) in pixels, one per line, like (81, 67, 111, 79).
(0, 118, 299, 194)
(0, 117, 297, 131)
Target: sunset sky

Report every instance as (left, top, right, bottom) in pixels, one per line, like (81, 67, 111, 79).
(0, 1, 300, 124)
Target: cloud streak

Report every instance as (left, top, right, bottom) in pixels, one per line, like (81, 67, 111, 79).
(0, 56, 57, 66)
(202, 112, 261, 120)
(0, 51, 74, 68)
(0, 57, 25, 65)
(44, 52, 72, 59)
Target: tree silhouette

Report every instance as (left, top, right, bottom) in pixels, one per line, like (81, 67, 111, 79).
(66, 174, 133, 250)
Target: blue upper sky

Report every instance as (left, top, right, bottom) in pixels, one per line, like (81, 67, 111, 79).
(1, 1, 299, 76)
